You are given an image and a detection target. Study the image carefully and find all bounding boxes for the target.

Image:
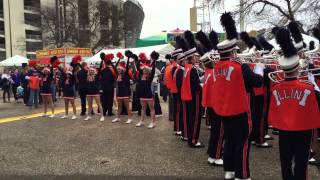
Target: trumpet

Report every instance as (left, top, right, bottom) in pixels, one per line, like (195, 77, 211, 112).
(268, 68, 320, 83)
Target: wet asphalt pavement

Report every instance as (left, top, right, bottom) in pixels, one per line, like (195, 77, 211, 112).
(0, 100, 319, 180)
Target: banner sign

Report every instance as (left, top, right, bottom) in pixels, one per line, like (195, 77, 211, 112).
(36, 48, 92, 59)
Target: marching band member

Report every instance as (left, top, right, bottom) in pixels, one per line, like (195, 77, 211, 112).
(112, 50, 134, 124)
(212, 12, 263, 180)
(135, 51, 159, 128)
(240, 32, 272, 148)
(169, 48, 183, 135)
(98, 53, 117, 117)
(164, 54, 175, 121)
(84, 66, 104, 121)
(181, 30, 204, 148)
(196, 30, 224, 166)
(269, 27, 320, 180)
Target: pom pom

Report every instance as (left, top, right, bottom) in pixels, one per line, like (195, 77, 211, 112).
(139, 53, 147, 61)
(195, 30, 213, 53)
(240, 32, 254, 48)
(275, 28, 297, 58)
(105, 53, 114, 61)
(288, 21, 303, 43)
(50, 56, 58, 64)
(29, 60, 37, 67)
(312, 28, 320, 41)
(53, 60, 61, 68)
(209, 30, 219, 50)
(72, 55, 82, 64)
(258, 36, 274, 51)
(220, 12, 238, 40)
(150, 51, 160, 61)
(165, 54, 172, 59)
(100, 52, 105, 60)
(184, 30, 197, 48)
(125, 50, 133, 58)
(116, 52, 124, 59)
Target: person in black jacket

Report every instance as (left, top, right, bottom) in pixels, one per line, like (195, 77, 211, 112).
(135, 51, 158, 129)
(77, 62, 89, 116)
(98, 53, 117, 117)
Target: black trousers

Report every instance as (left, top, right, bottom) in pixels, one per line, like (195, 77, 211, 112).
(222, 113, 251, 179)
(154, 93, 162, 115)
(251, 95, 267, 144)
(279, 130, 312, 180)
(78, 87, 87, 114)
(168, 94, 174, 121)
(2, 85, 10, 102)
(184, 92, 202, 146)
(173, 93, 184, 132)
(132, 91, 140, 112)
(207, 108, 224, 159)
(101, 88, 114, 116)
(23, 86, 29, 105)
(12, 84, 18, 100)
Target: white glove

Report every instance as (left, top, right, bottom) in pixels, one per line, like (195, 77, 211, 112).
(308, 73, 320, 92)
(254, 63, 265, 76)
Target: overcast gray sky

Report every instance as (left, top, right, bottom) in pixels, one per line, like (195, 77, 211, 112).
(138, 0, 238, 38)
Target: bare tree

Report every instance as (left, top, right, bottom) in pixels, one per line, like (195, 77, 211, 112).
(41, 0, 124, 51)
(210, 0, 320, 33)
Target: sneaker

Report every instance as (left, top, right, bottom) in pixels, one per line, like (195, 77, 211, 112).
(192, 142, 205, 148)
(84, 116, 91, 121)
(264, 134, 274, 140)
(49, 114, 55, 118)
(251, 141, 256, 145)
(214, 159, 224, 166)
(136, 121, 144, 127)
(100, 116, 105, 122)
(208, 157, 215, 165)
(155, 114, 163, 118)
(132, 111, 138, 114)
(71, 115, 77, 120)
(224, 171, 235, 179)
(60, 115, 67, 119)
(256, 142, 272, 148)
(176, 131, 182, 136)
(125, 119, 133, 124)
(147, 122, 155, 129)
(42, 114, 48, 117)
(112, 118, 120, 123)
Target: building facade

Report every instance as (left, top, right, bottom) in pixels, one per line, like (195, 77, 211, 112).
(0, 0, 144, 60)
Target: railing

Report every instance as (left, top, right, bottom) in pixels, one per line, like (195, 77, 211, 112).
(26, 34, 42, 40)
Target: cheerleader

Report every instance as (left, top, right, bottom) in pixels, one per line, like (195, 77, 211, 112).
(135, 51, 159, 128)
(58, 65, 77, 120)
(35, 57, 57, 118)
(84, 67, 104, 121)
(112, 50, 134, 124)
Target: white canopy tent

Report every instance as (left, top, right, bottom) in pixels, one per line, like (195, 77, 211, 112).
(268, 34, 318, 50)
(86, 44, 175, 65)
(0, 55, 29, 67)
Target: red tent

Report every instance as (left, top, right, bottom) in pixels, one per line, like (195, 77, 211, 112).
(39, 57, 51, 65)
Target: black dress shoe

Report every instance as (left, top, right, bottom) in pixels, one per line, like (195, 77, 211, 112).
(80, 112, 86, 116)
(108, 113, 115, 116)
